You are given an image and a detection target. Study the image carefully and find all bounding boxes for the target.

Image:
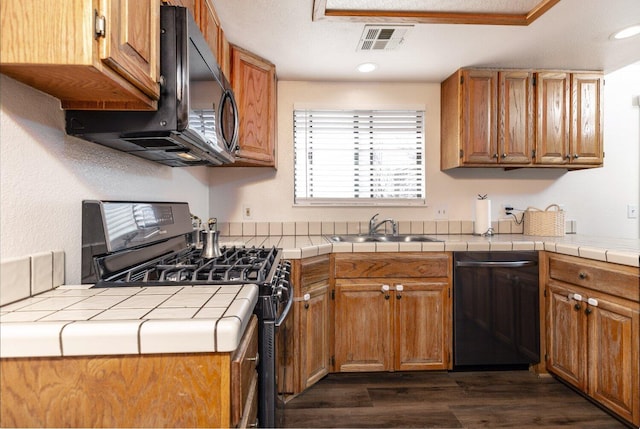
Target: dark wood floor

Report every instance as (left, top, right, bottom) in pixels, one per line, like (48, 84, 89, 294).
(282, 370, 629, 428)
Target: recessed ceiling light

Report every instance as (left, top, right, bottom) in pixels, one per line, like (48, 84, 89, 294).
(357, 63, 377, 73)
(612, 24, 640, 40)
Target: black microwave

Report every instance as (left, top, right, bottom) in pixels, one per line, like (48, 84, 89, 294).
(65, 6, 238, 167)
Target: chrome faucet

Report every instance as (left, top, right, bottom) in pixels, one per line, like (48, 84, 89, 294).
(368, 213, 398, 236)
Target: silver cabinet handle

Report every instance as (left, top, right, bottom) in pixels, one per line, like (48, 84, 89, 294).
(455, 260, 537, 268)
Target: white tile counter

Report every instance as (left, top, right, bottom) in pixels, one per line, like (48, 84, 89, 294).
(2, 232, 638, 360)
(0, 283, 258, 358)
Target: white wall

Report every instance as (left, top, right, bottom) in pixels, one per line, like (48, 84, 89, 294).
(0, 76, 211, 284)
(209, 65, 640, 239)
(1, 64, 638, 286)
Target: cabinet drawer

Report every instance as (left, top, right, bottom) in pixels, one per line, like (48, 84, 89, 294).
(335, 253, 450, 279)
(231, 316, 258, 427)
(548, 254, 639, 302)
(300, 255, 330, 286)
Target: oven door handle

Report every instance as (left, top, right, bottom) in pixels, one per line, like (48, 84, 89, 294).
(275, 281, 294, 328)
(455, 260, 537, 268)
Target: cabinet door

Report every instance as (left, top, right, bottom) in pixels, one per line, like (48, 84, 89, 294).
(199, 0, 221, 64)
(588, 298, 637, 423)
(231, 316, 258, 428)
(394, 281, 450, 371)
(461, 70, 498, 164)
(535, 72, 570, 164)
(101, 0, 160, 100)
(334, 280, 392, 372)
(499, 71, 534, 164)
(546, 283, 587, 390)
(231, 45, 277, 166)
(571, 73, 604, 165)
(299, 282, 331, 388)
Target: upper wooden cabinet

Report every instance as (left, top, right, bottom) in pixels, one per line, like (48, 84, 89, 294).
(570, 73, 604, 165)
(534, 72, 570, 164)
(0, 0, 160, 110)
(441, 68, 603, 170)
(535, 72, 604, 166)
(231, 45, 277, 167)
(199, 0, 221, 67)
(442, 69, 533, 168)
(166, 0, 230, 77)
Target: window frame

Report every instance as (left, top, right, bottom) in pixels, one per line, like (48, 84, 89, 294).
(293, 108, 427, 207)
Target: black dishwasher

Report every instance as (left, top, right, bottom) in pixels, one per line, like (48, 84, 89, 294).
(453, 251, 540, 369)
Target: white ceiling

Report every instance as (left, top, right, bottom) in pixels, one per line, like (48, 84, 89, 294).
(213, 0, 640, 82)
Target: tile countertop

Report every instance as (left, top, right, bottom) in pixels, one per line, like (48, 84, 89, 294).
(0, 283, 258, 358)
(2, 233, 638, 360)
(224, 234, 640, 267)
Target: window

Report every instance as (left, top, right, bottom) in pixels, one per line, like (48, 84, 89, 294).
(294, 109, 425, 205)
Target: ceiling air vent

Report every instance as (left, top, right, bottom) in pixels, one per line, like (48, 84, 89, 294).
(357, 25, 413, 51)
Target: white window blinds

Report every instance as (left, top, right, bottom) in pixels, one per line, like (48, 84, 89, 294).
(294, 109, 425, 205)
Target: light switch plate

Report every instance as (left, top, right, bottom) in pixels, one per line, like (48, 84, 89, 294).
(628, 204, 639, 219)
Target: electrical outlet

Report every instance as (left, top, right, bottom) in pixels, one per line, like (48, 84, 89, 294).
(434, 205, 448, 220)
(502, 204, 513, 215)
(242, 205, 252, 220)
(628, 204, 639, 219)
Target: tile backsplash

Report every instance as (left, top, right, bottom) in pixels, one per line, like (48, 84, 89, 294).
(217, 219, 577, 237)
(1, 251, 64, 306)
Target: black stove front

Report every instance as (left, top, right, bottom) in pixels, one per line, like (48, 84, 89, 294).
(82, 200, 294, 428)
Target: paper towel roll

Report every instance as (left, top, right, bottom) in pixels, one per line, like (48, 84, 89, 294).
(474, 199, 492, 235)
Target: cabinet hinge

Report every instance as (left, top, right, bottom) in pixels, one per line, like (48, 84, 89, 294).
(543, 289, 547, 297)
(460, 75, 464, 84)
(448, 288, 451, 298)
(94, 10, 106, 39)
(330, 355, 335, 366)
(459, 149, 464, 159)
(331, 289, 335, 300)
(532, 76, 537, 86)
(532, 149, 536, 159)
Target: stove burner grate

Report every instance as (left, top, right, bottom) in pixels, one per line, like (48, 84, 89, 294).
(98, 246, 279, 287)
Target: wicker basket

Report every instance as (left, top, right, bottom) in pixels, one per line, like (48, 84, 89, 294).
(523, 204, 565, 236)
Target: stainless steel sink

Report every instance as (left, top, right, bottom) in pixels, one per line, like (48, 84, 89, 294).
(330, 234, 442, 243)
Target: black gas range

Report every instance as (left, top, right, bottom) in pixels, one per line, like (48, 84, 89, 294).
(81, 200, 292, 428)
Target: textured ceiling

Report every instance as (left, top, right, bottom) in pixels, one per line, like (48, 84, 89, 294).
(213, 0, 640, 82)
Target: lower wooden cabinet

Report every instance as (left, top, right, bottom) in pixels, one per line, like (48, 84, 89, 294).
(544, 253, 639, 426)
(231, 316, 259, 428)
(0, 316, 259, 428)
(333, 253, 452, 373)
(334, 279, 450, 372)
(280, 255, 331, 397)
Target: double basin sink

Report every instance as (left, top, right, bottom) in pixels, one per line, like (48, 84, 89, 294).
(330, 234, 442, 243)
